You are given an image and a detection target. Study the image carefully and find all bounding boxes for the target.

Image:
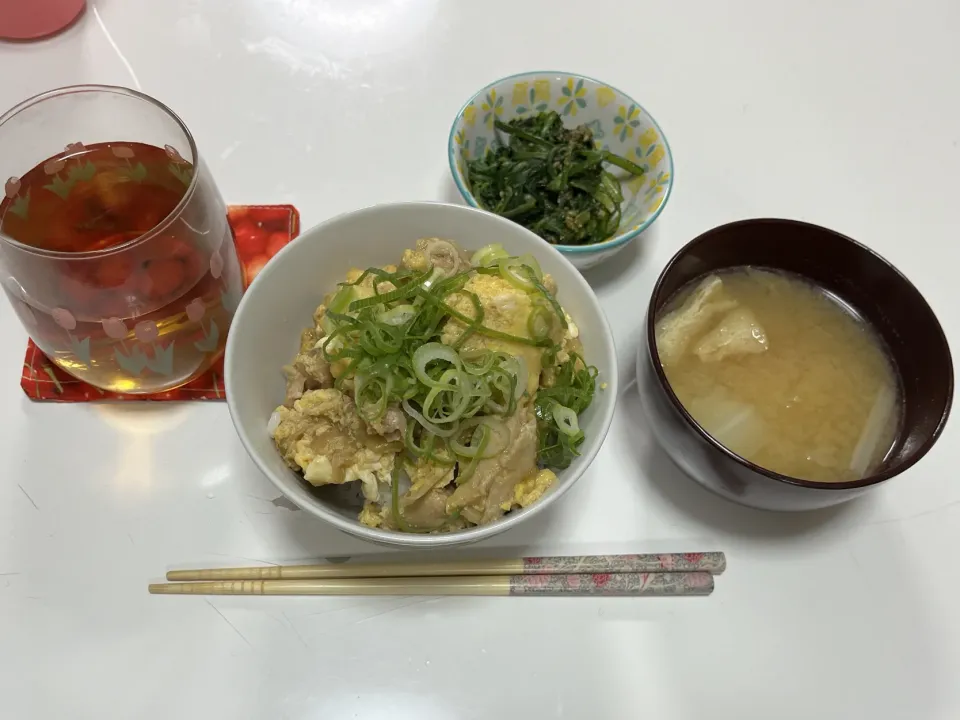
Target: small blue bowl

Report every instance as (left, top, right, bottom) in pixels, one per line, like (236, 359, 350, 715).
(449, 71, 674, 270)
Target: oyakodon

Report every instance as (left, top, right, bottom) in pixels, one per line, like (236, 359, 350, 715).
(269, 238, 597, 533)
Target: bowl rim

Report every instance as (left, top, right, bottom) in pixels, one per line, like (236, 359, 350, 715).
(446, 70, 674, 256)
(226, 201, 620, 547)
(645, 217, 954, 491)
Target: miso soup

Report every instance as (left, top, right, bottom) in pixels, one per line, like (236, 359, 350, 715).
(655, 268, 901, 483)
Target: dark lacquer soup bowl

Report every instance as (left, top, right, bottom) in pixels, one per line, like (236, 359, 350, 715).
(638, 218, 953, 511)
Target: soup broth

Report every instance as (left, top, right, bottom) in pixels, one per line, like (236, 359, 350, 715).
(656, 268, 901, 483)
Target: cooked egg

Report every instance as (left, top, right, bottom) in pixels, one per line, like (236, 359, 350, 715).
(500, 469, 557, 511)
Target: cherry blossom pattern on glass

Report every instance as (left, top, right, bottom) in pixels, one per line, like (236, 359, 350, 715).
(187, 296, 221, 353)
(20, 204, 299, 402)
(129, 320, 174, 376)
(106, 316, 148, 376)
(50, 307, 91, 366)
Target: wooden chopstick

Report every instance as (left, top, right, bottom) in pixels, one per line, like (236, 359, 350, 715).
(149, 572, 714, 597)
(166, 552, 725, 582)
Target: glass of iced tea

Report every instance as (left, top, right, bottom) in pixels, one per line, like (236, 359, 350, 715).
(0, 85, 243, 393)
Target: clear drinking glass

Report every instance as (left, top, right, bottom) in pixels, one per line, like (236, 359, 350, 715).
(0, 85, 243, 393)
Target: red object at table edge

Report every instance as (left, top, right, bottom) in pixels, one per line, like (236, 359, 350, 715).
(0, 0, 86, 41)
(20, 204, 300, 402)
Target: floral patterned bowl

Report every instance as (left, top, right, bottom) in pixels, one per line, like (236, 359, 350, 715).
(448, 71, 673, 271)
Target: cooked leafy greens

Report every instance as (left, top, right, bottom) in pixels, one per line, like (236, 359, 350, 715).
(534, 353, 598, 469)
(466, 111, 645, 246)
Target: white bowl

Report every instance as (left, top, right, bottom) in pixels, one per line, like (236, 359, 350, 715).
(448, 71, 674, 271)
(225, 202, 618, 547)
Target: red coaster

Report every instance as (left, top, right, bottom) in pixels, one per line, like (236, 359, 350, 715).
(20, 204, 300, 402)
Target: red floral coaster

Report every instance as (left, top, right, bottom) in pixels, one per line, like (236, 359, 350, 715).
(20, 204, 300, 402)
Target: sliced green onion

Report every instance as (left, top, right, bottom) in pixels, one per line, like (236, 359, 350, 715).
(422, 379, 471, 425)
(328, 285, 356, 313)
(524, 267, 568, 329)
(428, 269, 472, 297)
(502, 354, 528, 400)
(404, 422, 455, 465)
(461, 376, 492, 418)
(323, 285, 357, 333)
(551, 403, 581, 437)
(517, 254, 543, 280)
(456, 416, 509, 457)
(402, 398, 457, 437)
(450, 423, 491, 458)
(461, 350, 497, 376)
(378, 304, 417, 326)
(358, 321, 404, 357)
(404, 418, 426, 458)
(348, 268, 432, 310)
(457, 436, 487, 486)
(527, 304, 553, 342)
(413, 342, 462, 389)
(483, 372, 516, 415)
(498, 257, 538, 292)
(354, 371, 392, 422)
(471, 243, 509, 267)
(321, 323, 355, 361)
(390, 467, 424, 533)
(344, 266, 411, 288)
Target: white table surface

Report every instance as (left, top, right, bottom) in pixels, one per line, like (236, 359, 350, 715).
(2, 1, 959, 718)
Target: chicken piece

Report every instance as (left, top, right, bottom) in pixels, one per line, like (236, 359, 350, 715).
(271, 389, 401, 502)
(441, 273, 543, 396)
(403, 457, 455, 504)
(312, 304, 327, 330)
(282, 364, 310, 406)
(694, 307, 769, 362)
(460, 505, 483, 526)
(329, 357, 351, 381)
(404, 237, 471, 278)
(401, 488, 454, 530)
(403, 238, 473, 275)
(298, 327, 321, 353)
(500, 469, 557, 511)
(282, 328, 334, 405)
(362, 488, 466, 532)
(401, 248, 430, 273)
(364, 404, 406, 442)
(297, 348, 333, 386)
(445, 400, 538, 523)
(655, 275, 738, 366)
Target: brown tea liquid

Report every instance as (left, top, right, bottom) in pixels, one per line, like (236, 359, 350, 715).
(0, 142, 242, 393)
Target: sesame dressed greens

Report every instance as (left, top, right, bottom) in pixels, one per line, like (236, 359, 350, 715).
(465, 111, 646, 246)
